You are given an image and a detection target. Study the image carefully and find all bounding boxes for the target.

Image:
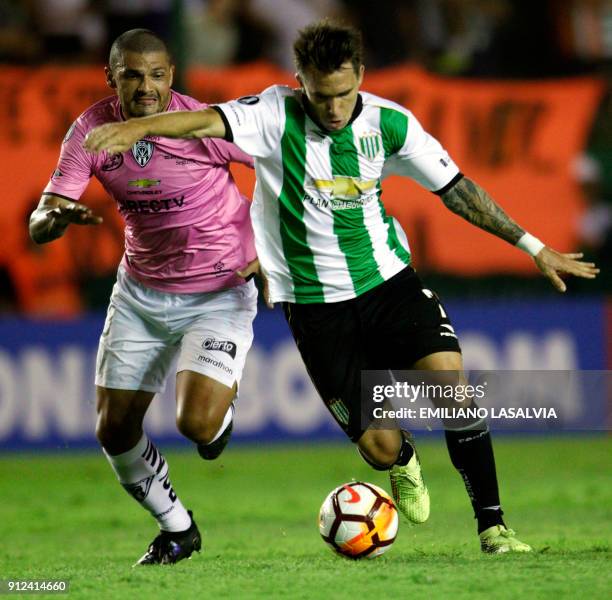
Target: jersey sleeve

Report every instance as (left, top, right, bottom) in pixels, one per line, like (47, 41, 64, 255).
(206, 138, 255, 168)
(43, 118, 95, 200)
(214, 87, 283, 159)
(381, 109, 461, 193)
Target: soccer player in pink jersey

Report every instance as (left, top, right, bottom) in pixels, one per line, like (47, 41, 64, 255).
(29, 29, 259, 566)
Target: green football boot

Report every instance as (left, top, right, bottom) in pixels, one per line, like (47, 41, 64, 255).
(479, 525, 532, 554)
(389, 436, 430, 524)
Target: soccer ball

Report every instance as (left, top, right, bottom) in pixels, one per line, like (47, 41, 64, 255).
(318, 481, 398, 559)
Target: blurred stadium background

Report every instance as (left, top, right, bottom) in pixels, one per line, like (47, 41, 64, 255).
(0, 2, 610, 596)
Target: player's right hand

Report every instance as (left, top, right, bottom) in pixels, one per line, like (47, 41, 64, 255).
(237, 258, 273, 308)
(47, 201, 103, 227)
(84, 121, 146, 154)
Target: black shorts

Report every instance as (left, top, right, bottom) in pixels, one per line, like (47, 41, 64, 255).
(282, 267, 461, 442)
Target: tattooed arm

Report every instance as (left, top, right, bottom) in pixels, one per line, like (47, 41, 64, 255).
(439, 177, 599, 292)
(440, 177, 524, 244)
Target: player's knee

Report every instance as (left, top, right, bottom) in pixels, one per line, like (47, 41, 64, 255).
(358, 439, 398, 469)
(363, 447, 396, 468)
(95, 412, 119, 446)
(176, 411, 219, 445)
(95, 408, 138, 449)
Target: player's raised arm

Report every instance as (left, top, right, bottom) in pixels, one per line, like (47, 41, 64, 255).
(84, 107, 226, 154)
(29, 193, 103, 244)
(440, 176, 599, 292)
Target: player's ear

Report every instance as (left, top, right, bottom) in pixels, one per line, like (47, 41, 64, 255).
(357, 64, 365, 86)
(105, 66, 116, 89)
(169, 64, 175, 88)
(295, 72, 304, 89)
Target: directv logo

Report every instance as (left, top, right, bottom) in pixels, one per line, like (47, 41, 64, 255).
(202, 337, 237, 359)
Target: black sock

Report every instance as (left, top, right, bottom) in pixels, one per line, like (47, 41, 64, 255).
(444, 425, 505, 534)
(395, 431, 415, 466)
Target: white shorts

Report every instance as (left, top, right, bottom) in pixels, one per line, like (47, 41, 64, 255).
(95, 267, 258, 392)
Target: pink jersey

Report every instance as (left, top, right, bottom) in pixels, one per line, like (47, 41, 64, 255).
(44, 91, 256, 293)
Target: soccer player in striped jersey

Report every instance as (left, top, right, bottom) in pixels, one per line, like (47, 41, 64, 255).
(85, 20, 598, 554)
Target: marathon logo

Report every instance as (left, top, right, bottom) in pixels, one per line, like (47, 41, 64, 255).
(118, 196, 184, 213)
(101, 154, 123, 171)
(202, 337, 237, 359)
(197, 355, 233, 375)
(63, 121, 77, 143)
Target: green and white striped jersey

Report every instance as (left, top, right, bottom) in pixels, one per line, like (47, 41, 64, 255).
(217, 86, 460, 304)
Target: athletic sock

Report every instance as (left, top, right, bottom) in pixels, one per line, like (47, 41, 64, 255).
(395, 431, 415, 466)
(104, 433, 191, 532)
(204, 404, 234, 446)
(444, 423, 505, 534)
(478, 506, 505, 533)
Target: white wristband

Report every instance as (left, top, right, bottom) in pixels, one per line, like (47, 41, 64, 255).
(516, 233, 545, 257)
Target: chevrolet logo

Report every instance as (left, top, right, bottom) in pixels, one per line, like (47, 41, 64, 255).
(312, 177, 377, 200)
(128, 178, 161, 188)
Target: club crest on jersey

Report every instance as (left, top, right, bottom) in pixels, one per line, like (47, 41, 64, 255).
(328, 398, 349, 426)
(131, 139, 155, 167)
(359, 133, 382, 160)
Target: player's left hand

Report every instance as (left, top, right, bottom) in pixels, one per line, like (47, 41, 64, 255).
(534, 247, 599, 292)
(84, 121, 147, 154)
(237, 258, 273, 308)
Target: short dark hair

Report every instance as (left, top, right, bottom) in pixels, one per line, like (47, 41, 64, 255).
(109, 29, 171, 69)
(293, 19, 363, 75)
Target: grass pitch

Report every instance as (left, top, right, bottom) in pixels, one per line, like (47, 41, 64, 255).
(1, 437, 610, 599)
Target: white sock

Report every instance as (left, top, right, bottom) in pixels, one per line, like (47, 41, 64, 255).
(104, 434, 192, 532)
(206, 404, 234, 445)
